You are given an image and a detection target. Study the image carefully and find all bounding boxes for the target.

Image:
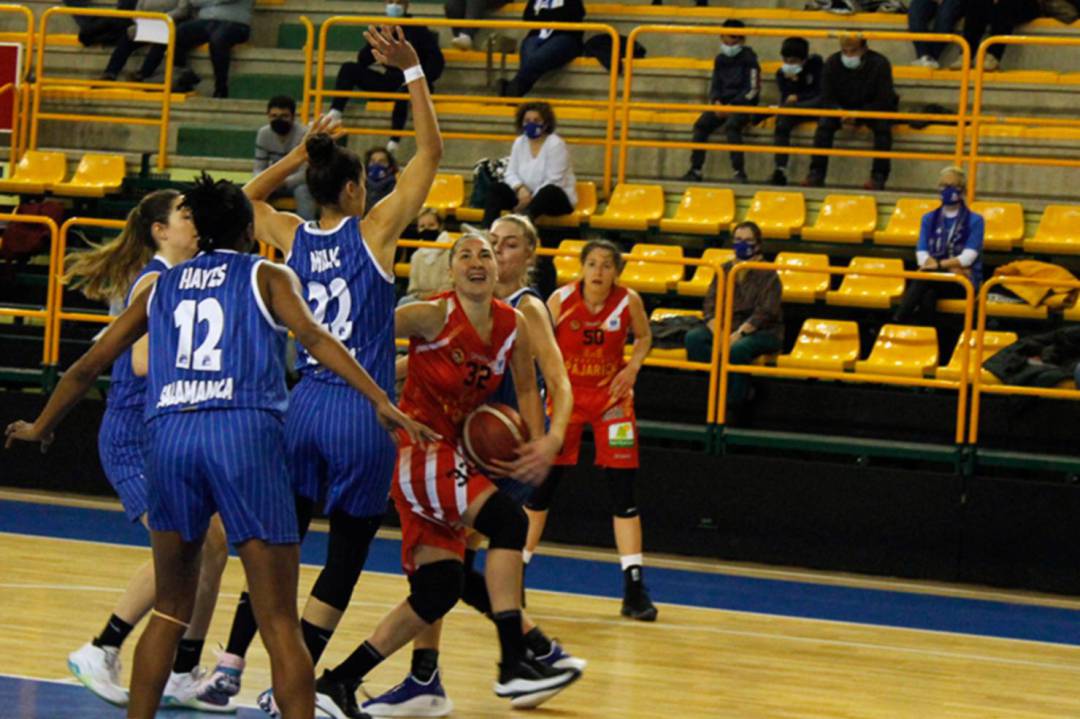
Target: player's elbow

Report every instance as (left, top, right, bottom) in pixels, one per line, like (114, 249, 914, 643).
(421, 133, 444, 163)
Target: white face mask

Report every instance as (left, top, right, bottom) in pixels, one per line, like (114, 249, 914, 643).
(841, 53, 862, 70)
(781, 62, 803, 76)
(719, 43, 742, 58)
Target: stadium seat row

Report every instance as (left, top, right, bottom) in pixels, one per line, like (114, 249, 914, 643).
(0, 150, 126, 197)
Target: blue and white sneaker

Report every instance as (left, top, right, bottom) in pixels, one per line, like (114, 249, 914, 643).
(162, 667, 236, 713)
(362, 669, 454, 717)
(198, 651, 244, 706)
(257, 688, 280, 718)
(533, 640, 588, 673)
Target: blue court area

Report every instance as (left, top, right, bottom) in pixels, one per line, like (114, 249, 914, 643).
(2, 497, 1080, 647)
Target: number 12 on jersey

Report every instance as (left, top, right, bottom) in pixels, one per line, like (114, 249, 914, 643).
(173, 298, 224, 371)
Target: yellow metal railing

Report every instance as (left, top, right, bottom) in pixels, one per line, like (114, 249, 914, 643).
(0, 213, 60, 367)
(298, 15, 315, 125)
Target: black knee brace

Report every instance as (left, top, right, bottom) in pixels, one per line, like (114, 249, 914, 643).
(524, 467, 564, 512)
(310, 513, 382, 611)
(295, 496, 315, 541)
(407, 560, 464, 624)
(606, 468, 640, 518)
(461, 566, 492, 617)
(473, 490, 527, 551)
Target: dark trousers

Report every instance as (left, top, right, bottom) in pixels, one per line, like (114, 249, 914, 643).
(690, 111, 752, 173)
(893, 277, 967, 324)
(140, 19, 250, 92)
(773, 114, 814, 170)
(331, 61, 436, 138)
(685, 327, 781, 405)
(444, 0, 511, 37)
(908, 0, 965, 60)
(962, 0, 1039, 63)
(104, 34, 141, 76)
(504, 32, 583, 97)
(810, 117, 892, 182)
(482, 181, 573, 226)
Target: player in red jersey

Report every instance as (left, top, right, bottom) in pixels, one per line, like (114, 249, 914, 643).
(525, 238, 659, 621)
(315, 233, 580, 717)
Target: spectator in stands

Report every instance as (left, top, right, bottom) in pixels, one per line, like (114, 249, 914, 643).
(364, 146, 399, 215)
(400, 208, 453, 305)
(908, 0, 965, 69)
(253, 96, 315, 221)
(804, 37, 897, 191)
(770, 36, 823, 187)
(482, 101, 577, 225)
(445, 0, 511, 51)
(328, 2, 444, 153)
(955, 0, 1040, 71)
(686, 221, 783, 405)
(100, 0, 190, 81)
(894, 166, 984, 324)
(498, 0, 586, 97)
(681, 20, 760, 185)
(136, 0, 252, 97)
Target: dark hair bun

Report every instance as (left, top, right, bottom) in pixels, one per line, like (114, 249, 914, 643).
(306, 133, 337, 167)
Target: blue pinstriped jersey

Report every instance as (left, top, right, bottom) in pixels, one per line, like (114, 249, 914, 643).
(286, 216, 396, 393)
(490, 286, 548, 410)
(145, 250, 288, 420)
(108, 255, 172, 410)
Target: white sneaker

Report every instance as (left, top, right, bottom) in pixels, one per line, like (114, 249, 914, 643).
(68, 642, 128, 706)
(912, 55, 940, 70)
(162, 667, 237, 713)
(984, 55, 1000, 72)
(386, 139, 400, 154)
(451, 33, 472, 51)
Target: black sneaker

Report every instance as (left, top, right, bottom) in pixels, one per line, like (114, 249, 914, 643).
(769, 169, 788, 186)
(494, 657, 580, 709)
(315, 670, 367, 719)
(621, 586, 659, 622)
(801, 172, 825, 188)
(681, 168, 703, 182)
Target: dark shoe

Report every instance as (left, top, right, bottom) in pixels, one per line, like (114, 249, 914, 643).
(129, 70, 146, 83)
(801, 172, 824, 188)
(212, 86, 228, 99)
(769, 169, 788, 186)
(733, 170, 748, 184)
(172, 68, 200, 93)
(495, 657, 580, 709)
(621, 586, 659, 622)
(681, 168, 703, 182)
(864, 175, 886, 191)
(315, 670, 365, 719)
(99, 71, 117, 82)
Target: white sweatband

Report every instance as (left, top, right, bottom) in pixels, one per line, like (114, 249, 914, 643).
(403, 65, 425, 84)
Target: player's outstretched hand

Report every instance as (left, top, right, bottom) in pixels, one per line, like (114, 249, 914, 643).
(365, 25, 420, 71)
(4, 420, 54, 453)
(490, 434, 559, 486)
(375, 400, 440, 446)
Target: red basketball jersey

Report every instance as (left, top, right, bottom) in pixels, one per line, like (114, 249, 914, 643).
(553, 282, 632, 390)
(400, 292, 519, 442)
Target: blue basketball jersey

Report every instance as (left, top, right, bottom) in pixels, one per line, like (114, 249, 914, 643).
(490, 286, 549, 409)
(145, 250, 288, 420)
(107, 255, 172, 410)
(286, 216, 396, 394)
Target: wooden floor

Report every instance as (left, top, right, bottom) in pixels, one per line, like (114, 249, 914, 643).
(3, 493, 1080, 717)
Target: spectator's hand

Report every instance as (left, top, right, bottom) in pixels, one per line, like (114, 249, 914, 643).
(4, 420, 53, 452)
(919, 258, 940, 271)
(365, 25, 420, 71)
(609, 366, 638, 403)
(729, 329, 743, 347)
(785, 94, 799, 105)
(514, 186, 532, 211)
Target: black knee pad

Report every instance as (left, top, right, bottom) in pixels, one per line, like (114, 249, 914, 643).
(524, 467, 564, 512)
(406, 560, 464, 624)
(310, 513, 382, 611)
(473, 491, 527, 551)
(461, 567, 492, 617)
(606, 468, 640, 518)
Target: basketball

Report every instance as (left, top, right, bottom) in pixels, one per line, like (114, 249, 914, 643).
(462, 403, 530, 475)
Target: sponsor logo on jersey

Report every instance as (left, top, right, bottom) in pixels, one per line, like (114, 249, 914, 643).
(570, 320, 581, 331)
(156, 377, 235, 408)
(608, 421, 635, 448)
(451, 348, 465, 365)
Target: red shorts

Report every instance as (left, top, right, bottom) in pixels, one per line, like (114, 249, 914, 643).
(390, 437, 494, 574)
(554, 387, 639, 469)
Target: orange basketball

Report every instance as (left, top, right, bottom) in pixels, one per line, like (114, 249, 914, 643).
(462, 403, 530, 476)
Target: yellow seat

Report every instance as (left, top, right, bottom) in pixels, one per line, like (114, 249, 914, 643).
(775, 252, 830, 303)
(0, 151, 67, 194)
(553, 239, 586, 286)
(676, 247, 734, 297)
(776, 319, 861, 372)
(825, 257, 905, 309)
(51, 154, 126, 197)
(969, 201, 1024, 252)
(936, 298, 1048, 319)
(659, 187, 735, 236)
(620, 244, 685, 294)
(1066, 303, 1080, 322)
(800, 194, 878, 244)
(590, 183, 665, 231)
(641, 307, 704, 361)
(854, 325, 939, 378)
(1024, 205, 1080, 255)
(936, 331, 1017, 384)
(423, 174, 465, 215)
(537, 181, 597, 228)
(872, 198, 938, 246)
(744, 191, 806, 239)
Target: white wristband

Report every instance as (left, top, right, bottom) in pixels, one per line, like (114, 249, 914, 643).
(403, 65, 425, 84)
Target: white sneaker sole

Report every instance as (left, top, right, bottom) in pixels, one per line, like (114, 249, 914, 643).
(315, 692, 352, 719)
(494, 669, 580, 708)
(67, 658, 128, 707)
(508, 671, 582, 709)
(551, 655, 588, 672)
(363, 694, 454, 717)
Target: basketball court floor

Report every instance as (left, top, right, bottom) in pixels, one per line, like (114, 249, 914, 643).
(2, 488, 1079, 718)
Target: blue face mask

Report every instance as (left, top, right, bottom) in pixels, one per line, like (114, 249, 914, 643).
(733, 240, 757, 260)
(940, 185, 962, 206)
(368, 164, 389, 183)
(385, 3, 405, 17)
(523, 121, 544, 140)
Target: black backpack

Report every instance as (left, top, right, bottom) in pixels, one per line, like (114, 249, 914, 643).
(583, 34, 647, 75)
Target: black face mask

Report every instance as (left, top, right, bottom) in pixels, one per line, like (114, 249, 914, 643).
(417, 229, 440, 241)
(270, 118, 293, 136)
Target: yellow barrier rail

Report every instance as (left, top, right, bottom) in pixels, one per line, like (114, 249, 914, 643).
(313, 17, 621, 197)
(716, 261, 975, 445)
(298, 15, 314, 125)
(619, 26, 970, 186)
(0, 213, 59, 367)
(0, 4, 33, 163)
(31, 8, 175, 171)
(967, 275, 1080, 444)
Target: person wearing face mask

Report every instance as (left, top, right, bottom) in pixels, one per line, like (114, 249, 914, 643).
(805, 37, 898, 191)
(482, 101, 577, 227)
(685, 221, 783, 407)
(400, 207, 453, 305)
(681, 19, 760, 184)
(770, 37, 823, 187)
(253, 96, 316, 220)
(893, 166, 985, 324)
(365, 147, 399, 216)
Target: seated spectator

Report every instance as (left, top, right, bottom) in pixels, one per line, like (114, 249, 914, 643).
(101, 0, 191, 81)
(445, 0, 511, 51)
(499, 0, 585, 97)
(908, 0, 964, 69)
(804, 37, 897, 190)
(329, 0, 444, 153)
(955, 0, 1040, 71)
(253, 96, 314, 221)
(365, 147, 399, 216)
(893, 166, 984, 324)
(770, 36, 823, 187)
(685, 221, 783, 406)
(482, 101, 577, 225)
(400, 208, 453, 305)
(681, 20, 760, 185)
(136, 0, 252, 97)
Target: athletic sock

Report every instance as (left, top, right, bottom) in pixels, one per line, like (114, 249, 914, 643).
(327, 640, 384, 685)
(225, 592, 258, 658)
(522, 549, 533, 565)
(523, 626, 553, 658)
(301, 619, 334, 665)
(172, 639, 204, 674)
(492, 609, 525, 669)
(93, 614, 134, 649)
(411, 648, 439, 682)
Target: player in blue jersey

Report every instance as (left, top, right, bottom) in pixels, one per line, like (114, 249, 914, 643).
(61, 189, 234, 712)
(5, 174, 436, 719)
(198, 25, 446, 715)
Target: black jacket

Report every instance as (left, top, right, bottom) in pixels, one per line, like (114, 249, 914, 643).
(984, 326, 1080, 387)
(776, 54, 823, 107)
(523, 0, 586, 40)
(708, 46, 761, 106)
(820, 49, 898, 111)
(355, 20, 445, 85)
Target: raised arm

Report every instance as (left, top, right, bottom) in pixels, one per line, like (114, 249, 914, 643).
(394, 298, 447, 341)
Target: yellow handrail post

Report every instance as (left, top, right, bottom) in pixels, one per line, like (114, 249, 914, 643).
(299, 16, 314, 126)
